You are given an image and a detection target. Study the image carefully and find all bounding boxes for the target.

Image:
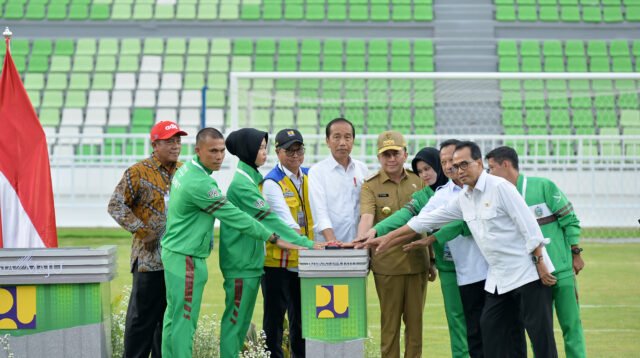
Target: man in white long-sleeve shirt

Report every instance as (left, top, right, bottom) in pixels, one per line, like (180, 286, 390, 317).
(261, 128, 314, 358)
(308, 118, 369, 243)
(372, 141, 558, 358)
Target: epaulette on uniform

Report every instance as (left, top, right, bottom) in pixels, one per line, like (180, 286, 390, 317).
(364, 172, 380, 182)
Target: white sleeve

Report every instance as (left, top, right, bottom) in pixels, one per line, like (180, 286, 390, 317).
(407, 196, 463, 234)
(262, 179, 300, 230)
(497, 181, 550, 252)
(308, 165, 332, 232)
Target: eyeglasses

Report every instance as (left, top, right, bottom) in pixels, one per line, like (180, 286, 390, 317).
(451, 160, 474, 172)
(157, 137, 182, 146)
(283, 147, 305, 157)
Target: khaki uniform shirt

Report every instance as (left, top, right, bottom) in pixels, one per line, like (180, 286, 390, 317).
(360, 169, 429, 275)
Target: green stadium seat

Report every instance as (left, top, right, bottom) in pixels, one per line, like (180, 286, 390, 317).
(391, 56, 411, 71)
(263, 4, 282, 20)
(211, 39, 231, 55)
(544, 56, 565, 71)
(324, 39, 343, 56)
(627, 6, 640, 21)
(39, 109, 61, 126)
(392, 5, 412, 21)
(305, 5, 325, 20)
(69, 73, 90, 89)
(603, 5, 624, 22)
(47, 4, 67, 20)
(53, 39, 74, 56)
(25, 2, 46, 19)
(298, 55, 319, 71)
(196, 4, 216, 20)
(163, 56, 184, 72)
(522, 57, 542, 72)
(327, 4, 347, 21)
(496, 5, 516, 21)
(118, 55, 139, 72)
(517, 5, 537, 21)
(549, 109, 571, 126)
(50, 55, 72, 72)
(143, 38, 164, 55)
(154, 4, 175, 20)
(498, 40, 518, 57)
(206, 73, 227, 90)
(520, 40, 540, 57)
(540, 6, 559, 21)
(346, 56, 366, 71)
(582, 6, 602, 22)
(566, 56, 587, 72)
(73, 55, 94, 72)
(413, 40, 433, 56)
(46, 73, 68, 90)
(42, 90, 64, 108)
(209, 56, 229, 72)
(413, 56, 433, 71)
(350, 5, 368, 21)
(369, 56, 389, 71)
(219, 5, 239, 20)
(185, 56, 206, 72)
(65, 90, 87, 108)
(618, 93, 640, 108)
(240, 4, 260, 20)
(592, 79, 613, 91)
(277, 56, 297, 71)
(92, 73, 113, 90)
(166, 39, 186, 55)
(612, 56, 633, 72)
(133, 4, 153, 20)
(284, 4, 304, 20)
(4, 3, 25, 19)
(25, 73, 45, 90)
(589, 57, 610, 71)
(95, 55, 116, 72)
(28, 55, 49, 73)
(346, 39, 366, 55)
(279, 39, 298, 55)
(414, 5, 433, 21)
(560, 6, 580, 21)
(322, 56, 343, 71)
(120, 39, 140, 55)
(97, 39, 118, 55)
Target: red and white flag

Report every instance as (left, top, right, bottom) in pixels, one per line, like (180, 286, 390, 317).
(0, 34, 58, 248)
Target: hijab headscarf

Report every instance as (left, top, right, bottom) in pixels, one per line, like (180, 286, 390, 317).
(411, 147, 448, 191)
(225, 128, 268, 171)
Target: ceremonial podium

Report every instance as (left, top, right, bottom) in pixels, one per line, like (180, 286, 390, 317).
(0, 246, 117, 358)
(298, 249, 369, 358)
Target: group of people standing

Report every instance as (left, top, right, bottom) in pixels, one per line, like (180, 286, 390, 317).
(108, 117, 587, 358)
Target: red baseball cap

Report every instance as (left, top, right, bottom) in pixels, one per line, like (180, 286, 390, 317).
(150, 121, 188, 142)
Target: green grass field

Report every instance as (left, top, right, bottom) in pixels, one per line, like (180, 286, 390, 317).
(58, 230, 640, 357)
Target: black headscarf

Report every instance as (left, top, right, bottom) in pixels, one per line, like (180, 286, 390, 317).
(225, 128, 268, 171)
(411, 147, 448, 191)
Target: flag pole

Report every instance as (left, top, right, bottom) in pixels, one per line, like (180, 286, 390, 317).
(3, 27, 11, 40)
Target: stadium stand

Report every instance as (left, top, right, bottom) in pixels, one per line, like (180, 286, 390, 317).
(495, 0, 640, 22)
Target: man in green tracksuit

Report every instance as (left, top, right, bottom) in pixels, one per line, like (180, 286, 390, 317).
(221, 128, 320, 358)
(161, 128, 299, 358)
(486, 146, 586, 358)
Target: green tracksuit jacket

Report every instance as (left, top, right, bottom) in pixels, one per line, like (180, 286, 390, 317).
(516, 174, 580, 279)
(162, 155, 273, 257)
(219, 161, 314, 279)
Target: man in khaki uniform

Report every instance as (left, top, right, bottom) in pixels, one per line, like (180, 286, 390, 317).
(356, 131, 430, 358)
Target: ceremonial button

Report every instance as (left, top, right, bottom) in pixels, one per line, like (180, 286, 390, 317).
(381, 207, 391, 215)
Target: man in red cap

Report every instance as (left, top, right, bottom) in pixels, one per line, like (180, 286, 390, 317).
(108, 120, 187, 358)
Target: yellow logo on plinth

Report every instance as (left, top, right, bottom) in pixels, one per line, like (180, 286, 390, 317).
(315, 285, 349, 319)
(0, 286, 37, 329)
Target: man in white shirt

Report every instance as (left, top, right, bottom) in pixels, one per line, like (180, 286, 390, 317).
(261, 128, 314, 358)
(372, 141, 558, 358)
(407, 139, 490, 358)
(308, 118, 369, 243)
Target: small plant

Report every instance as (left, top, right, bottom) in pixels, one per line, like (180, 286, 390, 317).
(110, 286, 130, 358)
(193, 314, 220, 357)
(241, 323, 271, 358)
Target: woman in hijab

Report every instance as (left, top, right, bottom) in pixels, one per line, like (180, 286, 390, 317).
(219, 128, 319, 358)
(411, 147, 448, 192)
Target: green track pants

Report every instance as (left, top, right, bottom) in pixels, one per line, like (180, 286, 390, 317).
(161, 248, 208, 358)
(439, 270, 469, 358)
(220, 276, 261, 358)
(553, 275, 586, 358)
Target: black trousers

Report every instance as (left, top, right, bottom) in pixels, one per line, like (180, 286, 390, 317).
(261, 267, 305, 358)
(480, 280, 557, 358)
(124, 262, 167, 358)
(459, 280, 486, 358)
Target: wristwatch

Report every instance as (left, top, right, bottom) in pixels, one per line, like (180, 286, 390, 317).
(571, 247, 583, 255)
(268, 233, 279, 244)
(532, 255, 544, 264)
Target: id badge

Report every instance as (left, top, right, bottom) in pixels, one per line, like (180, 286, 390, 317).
(443, 243, 453, 262)
(297, 210, 306, 228)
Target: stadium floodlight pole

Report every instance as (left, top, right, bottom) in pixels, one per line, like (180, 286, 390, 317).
(228, 71, 640, 132)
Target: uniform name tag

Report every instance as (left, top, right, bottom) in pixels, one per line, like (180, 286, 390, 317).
(283, 191, 295, 198)
(377, 193, 389, 198)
